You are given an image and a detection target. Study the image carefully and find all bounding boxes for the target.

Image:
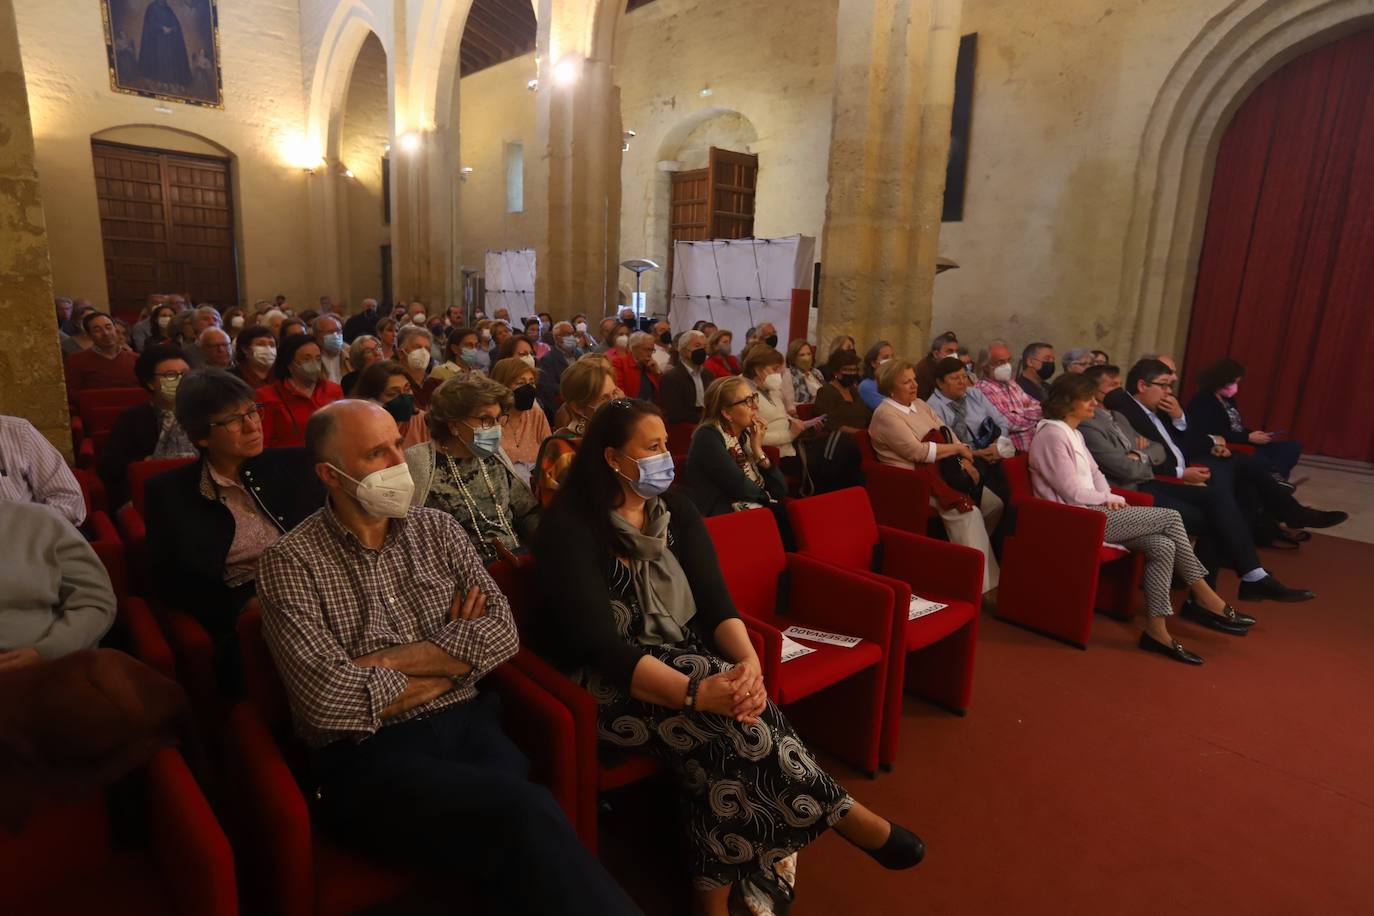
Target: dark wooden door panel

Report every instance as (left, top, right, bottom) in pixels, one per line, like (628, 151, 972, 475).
(92, 141, 239, 321)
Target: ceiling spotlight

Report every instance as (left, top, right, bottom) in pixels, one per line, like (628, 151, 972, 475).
(343, 168, 354, 178)
(553, 55, 581, 87)
(399, 131, 421, 153)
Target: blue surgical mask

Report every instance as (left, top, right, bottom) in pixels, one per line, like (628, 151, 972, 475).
(618, 451, 675, 498)
(460, 347, 481, 367)
(468, 425, 504, 458)
(322, 332, 344, 354)
(561, 335, 579, 352)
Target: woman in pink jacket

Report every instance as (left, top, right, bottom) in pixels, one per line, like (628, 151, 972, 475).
(1028, 373, 1255, 666)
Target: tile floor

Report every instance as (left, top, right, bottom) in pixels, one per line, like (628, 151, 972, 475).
(1292, 456, 1374, 544)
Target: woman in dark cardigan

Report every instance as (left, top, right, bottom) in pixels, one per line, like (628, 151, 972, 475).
(144, 369, 325, 690)
(532, 398, 923, 916)
(1186, 358, 1302, 480)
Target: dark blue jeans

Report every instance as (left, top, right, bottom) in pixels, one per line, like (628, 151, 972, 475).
(310, 694, 641, 916)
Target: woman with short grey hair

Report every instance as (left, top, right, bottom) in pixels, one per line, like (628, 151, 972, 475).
(406, 376, 539, 563)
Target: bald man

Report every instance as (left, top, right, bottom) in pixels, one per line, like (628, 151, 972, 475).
(257, 401, 638, 915)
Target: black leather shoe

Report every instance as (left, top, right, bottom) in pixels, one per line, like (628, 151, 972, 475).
(863, 822, 926, 870)
(1139, 632, 1204, 665)
(1178, 601, 1250, 635)
(1238, 574, 1315, 603)
(1287, 507, 1348, 529)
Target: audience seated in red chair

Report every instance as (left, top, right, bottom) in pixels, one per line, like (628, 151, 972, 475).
(974, 339, 1043, 452)
(233, 325, 277, 391)
(703, 327, 741, 379)
(353, 359, 431, 449)
(868, 358, 1002, 595)
(63, 311, 138, 395)
(0, 500, 115, 670)
(97, 343, 198, 510)
(143, 369, 325, 691)
(255, 400, 636, 915)
(0, 415, 86, 526)
(1029, 373, 1256, 666)
(1187, 357, 1302, 482)
(405, 376, 540, 566)
(610, 331, 663, 402)
(659, 329, 714, 425)
(256, 332, 344, 448)
(533, 357, 618, 507)
(531, 398, 924, 916)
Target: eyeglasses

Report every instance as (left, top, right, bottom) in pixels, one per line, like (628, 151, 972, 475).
(461, 413, 509, 430)
(728, 394, 760, 409)
(154, 370, 188, 381)
(209, 404, 264, 432)
(1144, 380, 1176, 392)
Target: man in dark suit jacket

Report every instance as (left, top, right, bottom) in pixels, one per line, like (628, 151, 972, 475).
(536, 322, 579, 421)
(659, 330, 715, 425)
(1107, 359, 1317, 602)
(97, 344, 196, 509)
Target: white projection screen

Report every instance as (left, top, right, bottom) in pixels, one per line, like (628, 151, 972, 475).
(484, 248, 537, 318)
(669, 235, 815, 347)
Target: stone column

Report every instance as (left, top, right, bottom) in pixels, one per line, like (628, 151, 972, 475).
(818, 0, 962, 356)
(388, 131, 454, 310)
(534, 57, 623, 317)
(0, 0, 69, 456)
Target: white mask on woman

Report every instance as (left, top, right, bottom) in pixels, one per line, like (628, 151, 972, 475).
(251, 345, 277, 368)
(763, 373, 783, 391)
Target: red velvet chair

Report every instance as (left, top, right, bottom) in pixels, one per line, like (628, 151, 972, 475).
(113, 456, 220, 729)
(86, 510, 128, 601)
(666, 421, 697, 456)
(72, 467, 107, 517)
(225, 606, 582, 916)
(787, 488, 983, 769)
(996, 454, 1152, 647)
(0, 747, 237, 916)
(853, 429, 934, 535)
(487, 555, 772, 853)
(84, 505, 178, 680)
(795, 402, 814, 421)
(704, 507, 894, 776)
(73, 389, 145, 468)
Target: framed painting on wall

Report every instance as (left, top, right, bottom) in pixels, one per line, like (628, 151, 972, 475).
(101, 0, 224, 109)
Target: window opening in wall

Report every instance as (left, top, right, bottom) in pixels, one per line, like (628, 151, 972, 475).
(505, 141, 524, 214)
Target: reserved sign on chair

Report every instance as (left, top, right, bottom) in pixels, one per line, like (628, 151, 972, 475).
(782, 626, 862, 648)
(909, 596, 949, 620)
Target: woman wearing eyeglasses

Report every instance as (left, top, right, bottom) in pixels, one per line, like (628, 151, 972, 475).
(535, 398, 925, 916)
(685, 376, 793, 547)
(405, 376, 540, 564)
(143, 369, 326, 691)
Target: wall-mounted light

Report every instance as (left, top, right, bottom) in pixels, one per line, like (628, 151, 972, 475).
(699, 86, 713, 98)
(399, 131, 422, 153)
(383, 142, 391, 154)
(553, 55, 581, 87)
(459, 166, 474, 183)
(153, 104, 173, 115)
(280, 132, 324, 172)
(622, 129, 636, 153)
(343, 168, 355, 178)
(527, 78, 538, 92)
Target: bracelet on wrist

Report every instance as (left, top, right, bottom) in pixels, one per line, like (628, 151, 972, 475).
(683, 675, 702, 712)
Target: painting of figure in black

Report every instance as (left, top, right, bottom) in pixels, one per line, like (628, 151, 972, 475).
(101, 0, 223, 108)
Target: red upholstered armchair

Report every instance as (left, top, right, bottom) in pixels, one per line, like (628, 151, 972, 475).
(787, 487, 983, 770)
(487, 556, 770, 854)
(224, 607, 582, 916)
(114, 457, 221, 729)
(853, 429, 934, 535)
(0, 748, 237, 916)
(73, 388, 146, 468)
(83, 503, 176, 679)
(704, 507, 894, 776)
(996, 454, 1152, 648)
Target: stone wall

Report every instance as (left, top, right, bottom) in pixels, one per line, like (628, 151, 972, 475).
(14, 0, 314, 309)
(0, 0, 66, 453)
(341, 31, 389, 307)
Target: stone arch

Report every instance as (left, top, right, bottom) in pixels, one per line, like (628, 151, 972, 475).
(307, 1, 391, 159)
(635, 108, 761, 308)
(90, 124, 234, 159)
(1117, 0, 1374, 361)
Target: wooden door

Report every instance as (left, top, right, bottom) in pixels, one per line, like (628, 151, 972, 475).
(92, 141, 238, 321)
(666, 148, 759, 304)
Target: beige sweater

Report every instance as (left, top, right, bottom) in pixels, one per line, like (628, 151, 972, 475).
(869, 398, 960, 469)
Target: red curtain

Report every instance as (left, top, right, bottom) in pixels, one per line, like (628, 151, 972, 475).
(1183, 28, 1374, 462)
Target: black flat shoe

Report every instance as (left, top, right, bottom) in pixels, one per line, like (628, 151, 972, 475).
(1138, 632, 1204, 665)
(1182, 598, 1256, 627)
(1178, 601, 1250, 635)
(863, 822, 926, 870)
(1238, 574, 1315, 603)
(1287, 508, 1348, 530)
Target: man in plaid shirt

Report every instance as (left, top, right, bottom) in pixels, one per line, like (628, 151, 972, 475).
(258, 400, 639, 915)
(974, 340, 1043, 452)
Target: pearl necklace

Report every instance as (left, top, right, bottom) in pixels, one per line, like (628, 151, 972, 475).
(441, 448, 515, 542)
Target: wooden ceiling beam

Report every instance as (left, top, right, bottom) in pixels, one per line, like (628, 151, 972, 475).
(465, 5, 527, 51)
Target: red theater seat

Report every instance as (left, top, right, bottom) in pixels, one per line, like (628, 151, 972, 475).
(853, 429, 934, 535)
(704, 507, 893, 776)
(996, 453, 1151, 647)
(787, 487, 983, 769)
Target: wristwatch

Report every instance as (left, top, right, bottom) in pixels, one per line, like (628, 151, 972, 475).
(683, 675, 701, 711)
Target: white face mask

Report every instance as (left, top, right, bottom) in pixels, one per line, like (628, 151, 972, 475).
(763, 372, 783, 391)
(411, 314, 426, 325)
(251, 345, 277, 368)
(406, 348, 430, 371)
(519, 353, 536, 367)
(329, 461, 415, 518)
(230, 315, 245, 329)
(575, 322, 588, 334)
(157, 315, 172, 329)
(992, 363, 1014, 382)
(615, 335, 629, 349)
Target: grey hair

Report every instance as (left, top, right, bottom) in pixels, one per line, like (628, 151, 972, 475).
(676, 330, 706, 354)
(1062, 347, 1093, 369)
(552, 320, 573, 336)
(397, 324, 433, 348)
(311, 313, 342, 333)
(193, 305, 221, 325)
(198, 327, 230, 346)
(425, 376, 513, 440)
(628, 330, 655, 348)
(349, 335, 380, 369)
(929, 330, 958, 352)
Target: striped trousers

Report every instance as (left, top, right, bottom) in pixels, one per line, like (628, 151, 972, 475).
(1089, 505, 1209, 618)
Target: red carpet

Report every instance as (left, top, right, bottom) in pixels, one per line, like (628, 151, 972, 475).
(604, 534, 1374, 914)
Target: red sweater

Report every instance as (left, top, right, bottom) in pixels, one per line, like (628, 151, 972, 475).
(703, 354, 740, 380)
(255, 379, 344, 448)
(64, 349, 138, 393)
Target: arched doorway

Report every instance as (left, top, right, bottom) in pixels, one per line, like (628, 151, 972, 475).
(1182, 28, 1374, 462)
